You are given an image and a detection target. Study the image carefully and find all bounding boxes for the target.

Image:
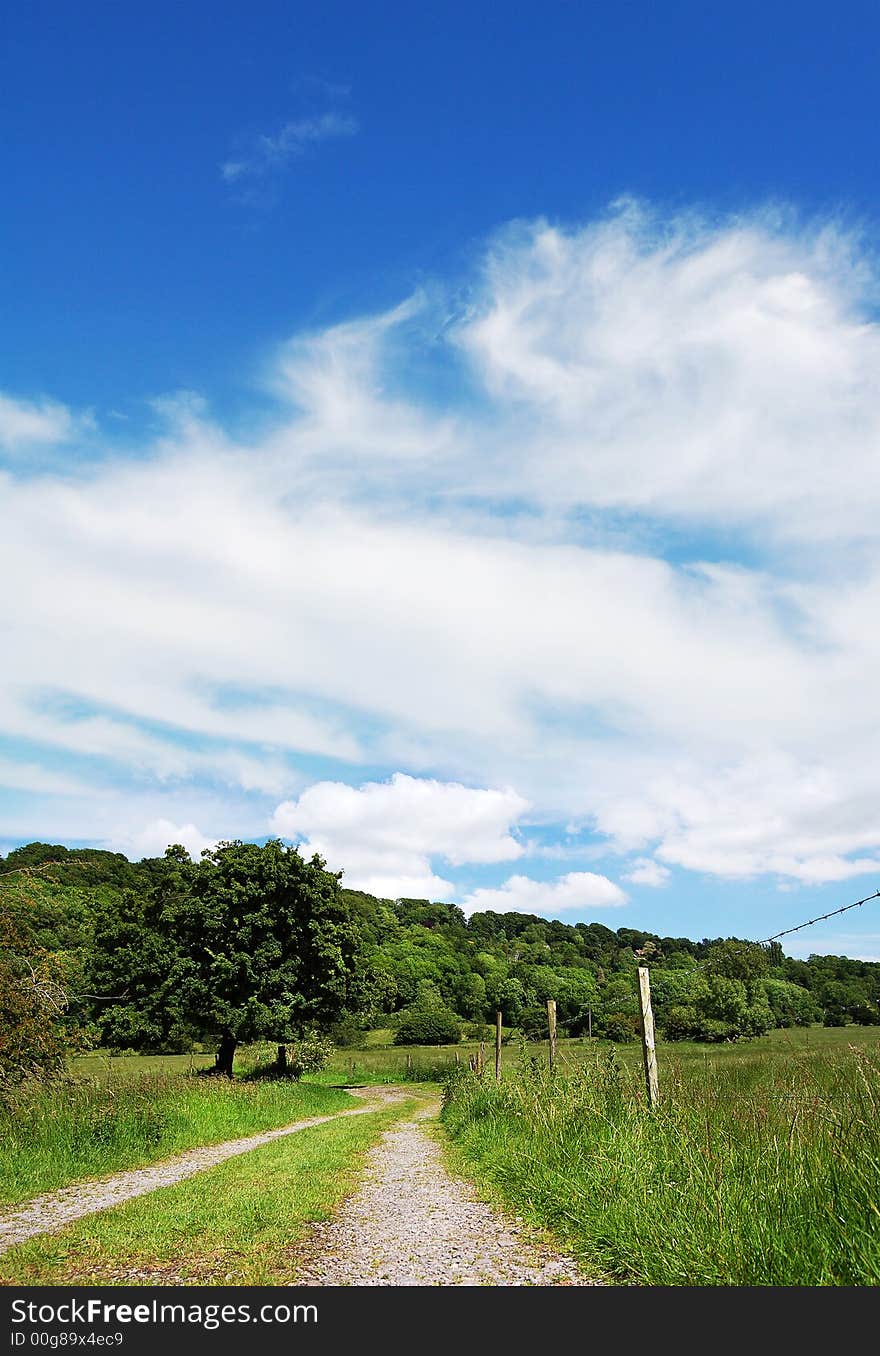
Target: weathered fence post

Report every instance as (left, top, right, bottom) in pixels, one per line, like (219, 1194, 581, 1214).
(495, 1009, 503, 1083)
(477, 1040, 486, 1077)
(637, 966, 659, 1109)
(587, 1006, 592, 1040)
(547, 998, 557, 1073)
(406, 1051, 413, 1078)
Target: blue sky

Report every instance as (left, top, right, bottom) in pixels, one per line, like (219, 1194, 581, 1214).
(4, 1, 880, 959)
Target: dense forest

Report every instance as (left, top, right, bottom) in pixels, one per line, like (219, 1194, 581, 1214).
(2, 839, 879, 1083)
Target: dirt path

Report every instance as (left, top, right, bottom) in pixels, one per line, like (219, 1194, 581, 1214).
(294, 1095, 596, 1286)
(0, 1088, 401, 1257)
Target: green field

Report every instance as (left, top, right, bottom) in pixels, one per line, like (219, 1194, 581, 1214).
(441, 1028, 880, 1286)
(0, 1073, 358, 1206)
(67, 1022, 880, 1086)
(7, 1025, 880, 1287)
(320, 1021, 880, 1084)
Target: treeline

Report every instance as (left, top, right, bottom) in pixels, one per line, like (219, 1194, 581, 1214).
(2, 839, 879, 1084)
(341, 890, 880, 1042)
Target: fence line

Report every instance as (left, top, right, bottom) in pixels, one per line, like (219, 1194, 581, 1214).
(758, 888, 880, 945)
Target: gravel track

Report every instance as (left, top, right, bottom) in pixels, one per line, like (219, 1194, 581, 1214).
(0, 1092, 397, 1256)
(295, 1096, 596, 1286)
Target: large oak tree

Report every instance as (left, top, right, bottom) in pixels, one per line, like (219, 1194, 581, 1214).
(91, 839, 363, 1074)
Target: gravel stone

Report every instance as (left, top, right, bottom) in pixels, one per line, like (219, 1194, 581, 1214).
(294, 1097, 597, 1286)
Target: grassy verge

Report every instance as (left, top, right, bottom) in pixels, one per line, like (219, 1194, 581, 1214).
(0, 1076, 358, 1207)
(441, 1045, 880, 1286)
(0, 1099, 417, 1286)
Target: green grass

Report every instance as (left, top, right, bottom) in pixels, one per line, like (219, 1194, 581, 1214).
(0, 1074, 358, 1207)
(0, 1098, 419, 1287)
(71, 1052, 218, 1079)
(317, 1022, 880, 1083)
(441, 1038, 880, 1286)
(68, 1023, 880, 1087)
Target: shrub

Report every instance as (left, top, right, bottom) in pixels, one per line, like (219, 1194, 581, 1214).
(248, 1032, 334, 1079)
(600, 1012, 639, 1043)
(517, 1006, 551, 1041)
(329, 1014, 367, 1048)
(393, 1009, 461, 1045)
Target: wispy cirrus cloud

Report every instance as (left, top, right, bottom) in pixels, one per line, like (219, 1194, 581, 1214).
(220, 111, 358, 185)
(8, 200, 880, 923)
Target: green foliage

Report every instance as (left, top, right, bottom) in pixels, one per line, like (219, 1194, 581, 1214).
(8, 838, 880, 1066)
(599, 1012, 639, 1043)
(248, 1032, 335, 1079)
(0, 873, 87, 1090)
(0, 909, 71, 1090)
(762, 977, 821, 1028)
(517, 1005, 550, 1041)
(328, 1013, 369, 1047)
(393, 1008, 461, 1045)
(89, 839, 363, 1070)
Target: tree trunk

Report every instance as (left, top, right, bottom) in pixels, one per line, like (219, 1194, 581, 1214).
(275, 1043, 288, 1074)
(215, 1030, 236, 1077)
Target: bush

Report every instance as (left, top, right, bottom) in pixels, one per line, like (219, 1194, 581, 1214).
(600, 1012, 639, 1043)
(393, 1009, 462, 1045)
(518, 1006, 552, 1041)
(463, 1021, 492, 1041)
(329, 1015, 367, 1048)
(248, 1032, 334, 1079)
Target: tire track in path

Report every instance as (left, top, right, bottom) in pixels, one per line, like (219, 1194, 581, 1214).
(0, 1087, 402, 1256)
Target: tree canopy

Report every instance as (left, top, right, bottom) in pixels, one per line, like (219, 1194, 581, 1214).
(2, 838, 879, 1079)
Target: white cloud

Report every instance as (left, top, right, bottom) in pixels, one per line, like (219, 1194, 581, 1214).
(592, 753, 880, 884)
(0, 392, 75, 452)
(623, 857, 671, 888)
(221, 112, 358, 182)
(110, 818, 217, 861)
(270, 773, 528, 899)
(7, 202, 880, 906)
(0, 758, 89, 797)
(457, 202, 880, 543)
(461, 871, 627, 917)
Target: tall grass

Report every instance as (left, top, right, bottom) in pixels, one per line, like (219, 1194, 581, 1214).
(0, 1073, 356, 1206)
(441, 1044, 880, 1286)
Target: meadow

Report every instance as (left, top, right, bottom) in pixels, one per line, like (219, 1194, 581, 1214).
(0, 1071, 357, 1206)
(317, 1021, 880, 1083)
(7, 1024, 879, 1287)
(441, 1029, 880, 1286)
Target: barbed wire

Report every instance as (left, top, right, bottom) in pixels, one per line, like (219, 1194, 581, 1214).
(758, 888, 880, 946)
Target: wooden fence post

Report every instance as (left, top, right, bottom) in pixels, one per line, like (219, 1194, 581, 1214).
(637, 966, 659, 1109)
(495, 1009, 502, 1083)
(477, 1040, 485, 1077)
(547, 998, 557, 1073)
(587, 1007, 592, 1040)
